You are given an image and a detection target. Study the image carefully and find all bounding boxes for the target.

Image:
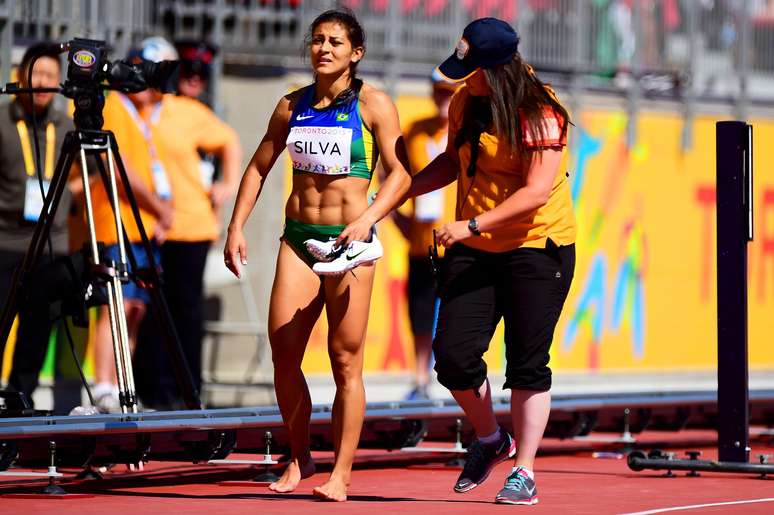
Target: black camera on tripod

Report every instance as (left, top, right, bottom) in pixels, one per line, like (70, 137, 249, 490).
(5, 37, 179, 131)
(63, 37, 179, 130)
(0, 37, 200, 413)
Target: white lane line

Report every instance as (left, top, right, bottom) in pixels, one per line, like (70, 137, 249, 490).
(620, 498, 774, 515)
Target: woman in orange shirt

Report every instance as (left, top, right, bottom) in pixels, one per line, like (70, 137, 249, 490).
(406, 18, 575, 506)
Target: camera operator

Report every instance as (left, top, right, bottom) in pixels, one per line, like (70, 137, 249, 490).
(136, 37, 241, 410)
(0, 42, 79, 405)
(87, 39, 178, 412)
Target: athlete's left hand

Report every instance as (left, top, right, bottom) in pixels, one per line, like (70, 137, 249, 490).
(337, 217, 374, 247)
(435, 220, 473, 248)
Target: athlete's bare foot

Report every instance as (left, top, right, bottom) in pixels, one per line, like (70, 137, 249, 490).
(268, 455, 315, 493)
(312, 475, 348, 502)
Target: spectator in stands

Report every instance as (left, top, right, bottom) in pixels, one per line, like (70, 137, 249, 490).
(393, 70, 457, 400)
(224, 8, 411, 502)
(172, 39, 223, 215)
(137, 37, 242, 410)
(405, 18, 576, 505)
(0, 43, 75, 405)
(174, 40, 216, 103)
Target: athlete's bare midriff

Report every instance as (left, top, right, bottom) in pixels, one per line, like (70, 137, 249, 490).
(285, 172, 370, 225)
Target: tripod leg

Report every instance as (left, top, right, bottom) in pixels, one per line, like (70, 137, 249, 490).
(77, 141, 135, 413)
(107, 133, 202, 410)
(0, 134, 78, 352)
(99, 146, 138, 413)
(93, 156, 142, 408)
(104, 280, 130, 410)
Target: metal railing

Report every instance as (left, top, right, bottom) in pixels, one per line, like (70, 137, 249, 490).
(149, 0, 774, 149)
(3, 1, 774, 103)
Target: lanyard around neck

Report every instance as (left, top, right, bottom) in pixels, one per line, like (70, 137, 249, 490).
(116, 93, 173, 200)
(16, 119, 56, 179)
(117, 93, 163, 160)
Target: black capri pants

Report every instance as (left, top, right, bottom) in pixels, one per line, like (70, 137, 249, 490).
(432, 239, 575, 392)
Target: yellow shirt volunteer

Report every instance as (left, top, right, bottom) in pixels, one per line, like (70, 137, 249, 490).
(448, 85, 576, 253)
(153, 95, 238, 242)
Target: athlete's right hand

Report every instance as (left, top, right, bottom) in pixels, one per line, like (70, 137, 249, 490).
(224, 227, 248, 278)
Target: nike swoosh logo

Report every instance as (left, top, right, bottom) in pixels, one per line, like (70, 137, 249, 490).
(346, 248, 368, 261)
(296, 114, 314, 120)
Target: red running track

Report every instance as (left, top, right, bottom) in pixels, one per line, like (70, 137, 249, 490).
(1, 430, 773, 515)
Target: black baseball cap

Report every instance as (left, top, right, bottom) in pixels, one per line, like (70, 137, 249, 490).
(437, 18, 520, 82)
(174, 40, 217, 78)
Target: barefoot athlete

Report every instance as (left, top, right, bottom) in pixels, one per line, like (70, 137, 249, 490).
(405, 18, 576, 505)
(223, 8, 411, 502)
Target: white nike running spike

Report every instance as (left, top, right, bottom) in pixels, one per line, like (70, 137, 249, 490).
(304, 237, 342, 262)
(312, 234, 383, 276)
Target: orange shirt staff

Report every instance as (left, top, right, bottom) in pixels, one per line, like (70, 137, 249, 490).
(404, 17, 576, 506)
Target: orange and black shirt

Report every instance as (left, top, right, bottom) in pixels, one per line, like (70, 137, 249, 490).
(447, 85, 576, 253)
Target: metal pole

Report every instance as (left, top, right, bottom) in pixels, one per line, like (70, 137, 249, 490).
(516, 0, 527, 58)
(680, 0, 698, 152)
(736, 1, 751, 121)
(384, 0, 400, 98)
(452, 0, 465, 47)
(119, 0, 133, 60)
(211, 0, 225, 117)
(715, 121, 753, 463)
(89, 0, 99, 39)
(629, 451, 774, 475)
(34, 0, 43, 40)
(0, 0, 16, 85)
(626, 0, 641, 149)
(569, 0, 586, 139)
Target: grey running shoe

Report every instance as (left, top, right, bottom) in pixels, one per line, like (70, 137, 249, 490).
(304, 237, 342, 262)
(495, 467, 539, 505)
(454, 428, 516, 493)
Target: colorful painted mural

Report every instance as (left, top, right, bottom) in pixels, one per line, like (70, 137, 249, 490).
(298, 96, 774, 375)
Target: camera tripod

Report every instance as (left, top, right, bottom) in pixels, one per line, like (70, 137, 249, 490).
(0, 128, 201, 413)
